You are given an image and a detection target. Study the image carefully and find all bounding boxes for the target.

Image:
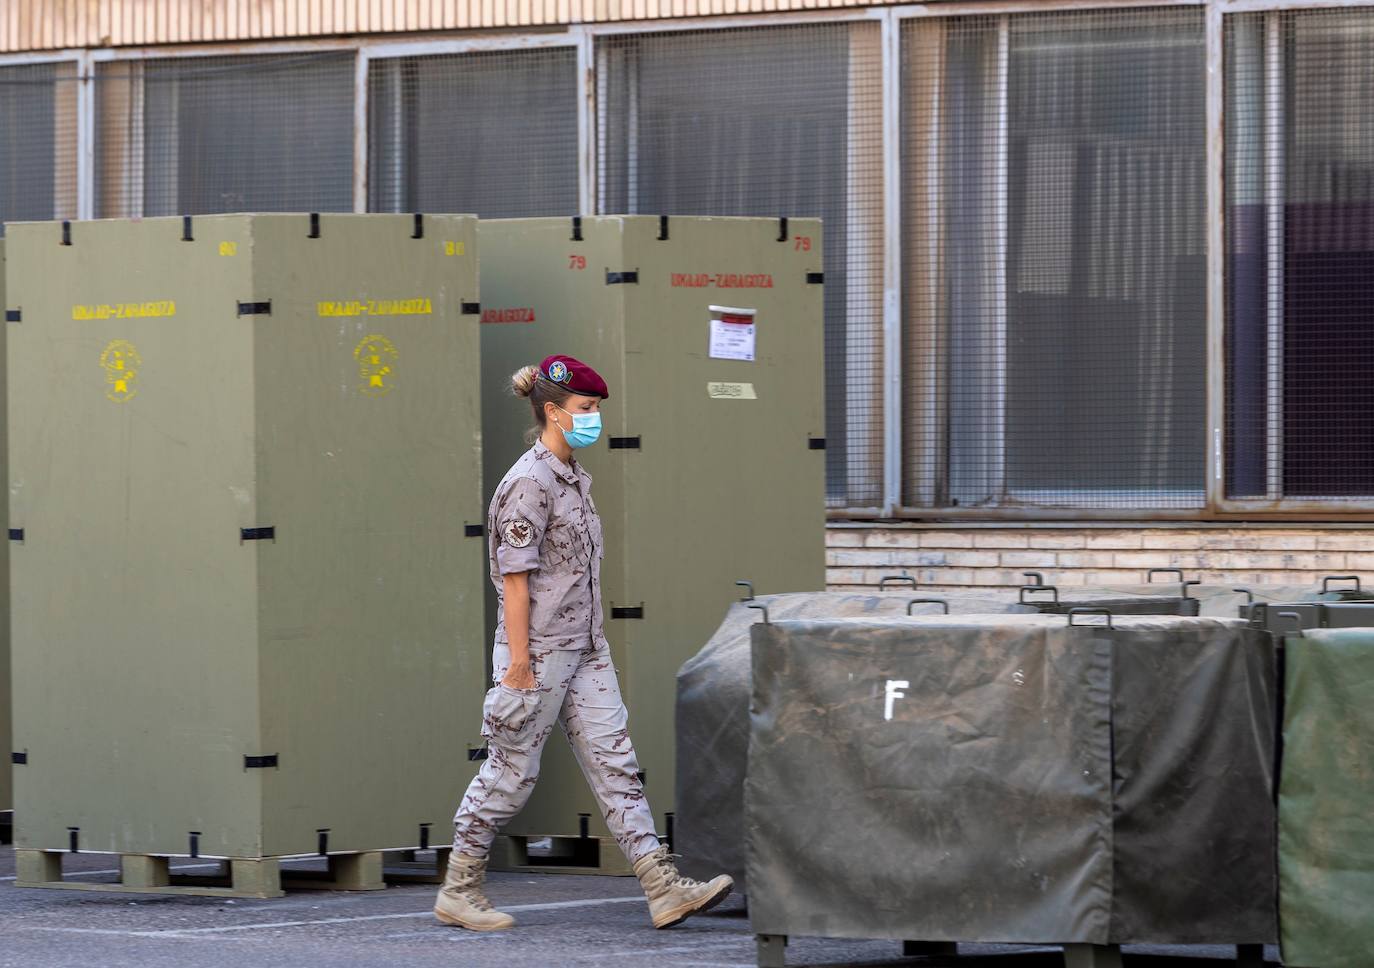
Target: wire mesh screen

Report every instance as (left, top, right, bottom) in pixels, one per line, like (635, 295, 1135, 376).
(368, 48, 579, 218)
(902, 9, 1207, 510)
(1226, 10, 1374, 501)
(95, 53, 354, 218)
(0, 62, 78, 233)
(597, 24, 885, 508)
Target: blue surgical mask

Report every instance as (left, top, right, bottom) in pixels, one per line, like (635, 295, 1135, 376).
(556, 405, 602, 449)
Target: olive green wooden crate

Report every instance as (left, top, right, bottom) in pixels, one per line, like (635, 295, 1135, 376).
(6, 215, 486, 891)
(0, 239, 9, 841)
(478, 216, 826, 869)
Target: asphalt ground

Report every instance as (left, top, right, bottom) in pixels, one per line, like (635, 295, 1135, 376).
(0, 845, 1281, 968)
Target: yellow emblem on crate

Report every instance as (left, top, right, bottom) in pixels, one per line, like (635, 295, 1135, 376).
(354, 334, 398, 397)
(99, 339, 142, 403)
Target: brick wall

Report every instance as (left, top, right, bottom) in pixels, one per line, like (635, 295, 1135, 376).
(826, 524, 1374, 591)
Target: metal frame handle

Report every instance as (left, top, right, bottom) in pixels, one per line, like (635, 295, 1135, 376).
(879, 574, 918, 591)
(747, 602, 769, 624)
(1322, 575, 1362, 595)
(1182, 579, 1202, 600)
(1147, 568, 1185, 584)
(907, 598, 950, 615)
(1068, 607, 1114, 628)
(1234, 587, 1255, 606)
(1276, 610, 1304, 636)
(1021, 571, 1046, 587)
(1019, 585, 1059, 605)
(735, 580, 755, 601)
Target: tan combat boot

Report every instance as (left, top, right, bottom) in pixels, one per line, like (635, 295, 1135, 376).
(632, 846, 734, 929)
(433, 851, 515, 931)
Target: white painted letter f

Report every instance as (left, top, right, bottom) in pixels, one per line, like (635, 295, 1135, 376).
(884, 679, 910, 721)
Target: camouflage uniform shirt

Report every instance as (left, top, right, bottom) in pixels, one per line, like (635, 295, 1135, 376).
(488, 439, 606, 651)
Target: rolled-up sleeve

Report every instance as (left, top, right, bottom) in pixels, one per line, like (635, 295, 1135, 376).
(493, 477, 550, 575)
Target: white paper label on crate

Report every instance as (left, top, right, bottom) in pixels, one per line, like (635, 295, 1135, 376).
(707, 381, 757, 400)
(708, 305, 756, 361)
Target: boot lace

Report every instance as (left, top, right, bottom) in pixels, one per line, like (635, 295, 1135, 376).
(451, 862, 497, 911)
(460, 889, 495, 912)
(652, 850, 704, 890)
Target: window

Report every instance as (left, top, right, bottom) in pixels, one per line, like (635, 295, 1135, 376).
(1226, 10, 1374, 502)
(598, 24, 885, 508)
(902, 9, 1208, 510)
(0, 62, 78, 232)
(96, 53, 354, 218)
(368, 48, 579, 218)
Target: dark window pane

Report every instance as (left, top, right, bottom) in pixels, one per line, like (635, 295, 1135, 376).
(368, 48, 578, 218)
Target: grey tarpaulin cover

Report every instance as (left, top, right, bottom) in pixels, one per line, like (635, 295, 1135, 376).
(675, 591, 1031, 889)
(745, 615, 1278, 945)
(1279, 629, 1374, 968)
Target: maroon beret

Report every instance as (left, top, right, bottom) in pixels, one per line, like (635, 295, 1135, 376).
(540, 355, 609, 399)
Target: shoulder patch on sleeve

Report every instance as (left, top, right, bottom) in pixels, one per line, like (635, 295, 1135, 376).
(502, 518, 535, 549)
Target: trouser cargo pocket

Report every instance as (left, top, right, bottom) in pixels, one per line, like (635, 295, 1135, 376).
(481, 683, 541, 750)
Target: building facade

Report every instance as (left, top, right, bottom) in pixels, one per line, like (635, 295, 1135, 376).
(2, 0, 1370, 591)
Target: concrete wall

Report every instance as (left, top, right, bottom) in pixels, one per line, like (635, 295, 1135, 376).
(826, 523, 1374, 592)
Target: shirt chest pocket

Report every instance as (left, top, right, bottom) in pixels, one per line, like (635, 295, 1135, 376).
(544, 506, 593, 572)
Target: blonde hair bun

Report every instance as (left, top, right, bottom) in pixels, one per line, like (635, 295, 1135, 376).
(511, 364, 540, 398)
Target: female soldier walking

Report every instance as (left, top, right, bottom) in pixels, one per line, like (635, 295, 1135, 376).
(435, 355, 733, 932)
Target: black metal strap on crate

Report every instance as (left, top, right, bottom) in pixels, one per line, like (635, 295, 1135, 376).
(5, 310, 19, 322)
(240, 527, 275, 542)
(8, 529, 23, 542)
(11, 752, 27, 764)
(657, 215, 670, 241)
(464, 524, 485, 537)
(777, 217, 789, 242)
(308, 213, 321, 239)
(411, 214, 425, 239)
(244, 754, 279, 769)
(808, 437, 826, 450)
(467, 747, 488, 761)
(317, 829, 330, 856)
(237, 301, 272, 317)
(61, 221, 72, 246)
(611, 605, 644, 620)
(182, 216, 195, 242)
(461, 302, 481, 315)
(571, 216, 583, 242)
(606, 270, 638, 285)
(609, 436, 640, 450)
(189, 831, 202, 858)
(806, 272, 824, 284)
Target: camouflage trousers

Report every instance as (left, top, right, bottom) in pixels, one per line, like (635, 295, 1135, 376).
(452, 641, 661, 863)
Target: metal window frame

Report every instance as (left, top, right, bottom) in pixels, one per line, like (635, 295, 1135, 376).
(883, 0, 1219, 519)
(1, 0, 1373, 518)
(585, 13, 893, 510)
(78, 32, 586, 221)
(1212, 2, 1374, 514)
